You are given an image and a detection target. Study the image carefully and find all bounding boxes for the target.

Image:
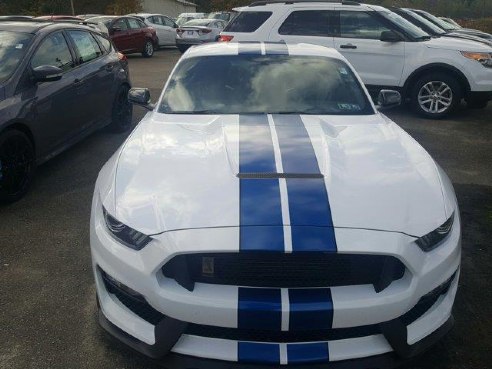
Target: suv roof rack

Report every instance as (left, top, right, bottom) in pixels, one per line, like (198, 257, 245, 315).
(249, 0, 360, 6)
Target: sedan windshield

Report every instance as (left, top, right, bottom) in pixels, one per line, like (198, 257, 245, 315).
(413, 10, 456, 31)
(183, 19, 212, 27)
(0, 31, 33, 83)
(160, 55, 374, 115)
(378, 10, 430, 39)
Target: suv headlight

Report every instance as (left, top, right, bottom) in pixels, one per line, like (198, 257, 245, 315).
(103, 207, 152, 250)
(461, 51, 492, 68)
(415, 213, 454, 252)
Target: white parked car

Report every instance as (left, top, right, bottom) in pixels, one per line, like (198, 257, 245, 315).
(91, 42, 461, 367)
(220, 1, 492, 117)
(176, 18, 227, 53)
(129, 13, 178, 47)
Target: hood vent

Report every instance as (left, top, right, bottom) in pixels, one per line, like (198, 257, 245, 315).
(237, 173, 324, 179)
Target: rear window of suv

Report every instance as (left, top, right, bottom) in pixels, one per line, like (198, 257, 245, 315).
(223, 11, 272, 32)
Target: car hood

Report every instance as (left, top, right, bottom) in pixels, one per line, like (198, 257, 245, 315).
(424, 36, 492, 51)
(101, 113, 450, 237)
(445, 32, 492, 47)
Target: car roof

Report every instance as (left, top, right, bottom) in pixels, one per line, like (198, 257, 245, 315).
(183, 42, 346, 60)
(0, 20, 100, 34)
(236, 1, 384, 11)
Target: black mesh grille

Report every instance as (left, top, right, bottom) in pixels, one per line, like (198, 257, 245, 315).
(162, 252, 406, 289)
(186, 323, 381, 343)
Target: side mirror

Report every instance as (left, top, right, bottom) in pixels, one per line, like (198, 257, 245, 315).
(380, 30, 403, 42)
(128, 87, 154, 110)
(377, 90, 401, 110)
(32, 65, 63, 82)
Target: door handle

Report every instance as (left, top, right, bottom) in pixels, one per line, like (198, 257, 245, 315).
(340, 44, 357, 49)
(73, 78, 84, 86)
(105, 64, 114, 72)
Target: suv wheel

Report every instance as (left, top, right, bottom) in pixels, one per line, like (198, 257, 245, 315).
(142, 40, 154, 58)
(411, 73, 462, 119)
(0, 130, 35, 203)
(110, 85, 133, 133)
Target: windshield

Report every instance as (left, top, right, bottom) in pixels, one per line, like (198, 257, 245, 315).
(379, 10, 430, 39)
(402, 9, 446, 35)
(414, 10, 456, 31)
(159, 55, 374, 115)
(0, 31, 33, 83)
(86, 16, 114, 26)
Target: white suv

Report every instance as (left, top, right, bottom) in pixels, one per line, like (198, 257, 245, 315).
(220, 0, 492, 118)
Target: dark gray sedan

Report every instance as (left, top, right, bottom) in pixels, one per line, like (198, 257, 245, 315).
(0, 20, 132, 203)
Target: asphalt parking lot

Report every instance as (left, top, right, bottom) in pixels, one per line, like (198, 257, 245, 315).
(0, 48, 490, 369)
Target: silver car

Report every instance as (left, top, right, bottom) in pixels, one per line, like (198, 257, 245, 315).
(176, 19, 226, 53)
(129, 13, 178, 47)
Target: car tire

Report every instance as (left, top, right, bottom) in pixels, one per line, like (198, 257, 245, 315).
(110, 85, 133, 133)
(411, 73, 462, 119)
(0, 130, 35, 204)
(142, 40, 154, 58)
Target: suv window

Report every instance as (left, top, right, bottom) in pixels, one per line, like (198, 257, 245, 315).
(68, 30, 102, 64)
(128, 18, 142, 29)
(31, 32, 74, 72)
(340, 11, 391, 40)
(279, 10, 334, 36)
(224, 11, 272, 33)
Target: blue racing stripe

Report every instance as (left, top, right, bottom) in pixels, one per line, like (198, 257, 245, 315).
(238, 287, 282, 330)
(265, 42, 289, 55)
(239, 114, 283, 251)
(238, 42, 262, 55)
(273, 114, 337, 252)
(238, 342, 280, 364)
(289, 288, 333, 330)
(287, 342, 329, 364)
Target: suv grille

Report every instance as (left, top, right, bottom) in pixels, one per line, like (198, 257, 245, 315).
(162, 252, 405, 291)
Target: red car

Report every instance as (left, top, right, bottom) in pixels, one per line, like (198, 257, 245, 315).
(87, 16, 158, 57)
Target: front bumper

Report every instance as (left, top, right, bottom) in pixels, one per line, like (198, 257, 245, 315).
(91, 195, 461, 365)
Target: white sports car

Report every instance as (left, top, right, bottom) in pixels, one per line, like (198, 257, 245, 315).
(90, 42, 461, 368)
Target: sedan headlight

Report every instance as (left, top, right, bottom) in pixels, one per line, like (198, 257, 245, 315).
(461, 51, 492, 68)
(103, 207, 152, 250)
(415, 213, 454, 252)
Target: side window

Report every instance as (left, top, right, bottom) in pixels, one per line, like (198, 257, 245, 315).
(279, 10, 333, 36)
(223, 11, 272, 33)
(67, 30, 102, 64)
(138, 20, 147, 28)
(31, 32, 74, 72)
(127, 18, 141, 29)
(95, 34, 112, 53)
(113, 19, 128, 30)
(152, 16, 163, 25)
(340, 11, 391, 39)
(162, 17, 175, 27)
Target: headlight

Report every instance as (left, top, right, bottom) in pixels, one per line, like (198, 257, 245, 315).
(103, 207, 152, 250)
(415, 213, 454, 252)
(461, 51, 492, 68)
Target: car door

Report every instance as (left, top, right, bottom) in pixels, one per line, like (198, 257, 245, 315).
(110, 18, 132, 52)
(147, 16, 165, 46)
(268, 8, 336, 48)
(127, 17, 146, 52)
(161, 16, 178, 45)
(333, 9, 405, 87)
(66, 29, 114, 130)
(29, 31, 81, 154)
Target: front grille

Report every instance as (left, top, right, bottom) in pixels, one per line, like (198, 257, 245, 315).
(186, 323, 381, 343)
(162, 252, 405, 290)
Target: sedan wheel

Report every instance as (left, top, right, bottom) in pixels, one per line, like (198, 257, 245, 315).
(142, 40, 154, 58)
(411, 73, 462, 119)
(0, 130, 35, 203)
